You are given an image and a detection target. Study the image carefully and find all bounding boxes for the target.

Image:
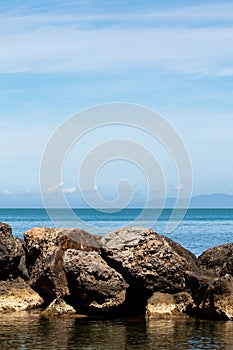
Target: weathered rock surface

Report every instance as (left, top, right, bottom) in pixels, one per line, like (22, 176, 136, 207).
(24, 227, 101, 303)
(146, 291, 194, 319)
(0, 222, 25, 279)
(63, 249, 128, 314)
(0, 277, 43, 312)
(185, 270, 213, 309)
(41, 297, 76, 317)
(198, 243, 233, 277)
(201, 274, 233, 320)
(101, 227, 197, 310)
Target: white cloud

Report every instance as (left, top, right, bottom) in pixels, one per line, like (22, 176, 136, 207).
(2, 190, 13, 196)
(0, 4, 233, 76)
(63, 187, 76, 194)
(174, 183, 184, 192)
(43, 182, 63, 194)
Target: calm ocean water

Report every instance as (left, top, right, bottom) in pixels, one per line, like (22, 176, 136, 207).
(1, 208, 233, 256)
(1, 208, 233, 349)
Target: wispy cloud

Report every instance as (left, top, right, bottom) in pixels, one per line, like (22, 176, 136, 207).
(0, 3, 232, 76)
(43, 182, 63, 194)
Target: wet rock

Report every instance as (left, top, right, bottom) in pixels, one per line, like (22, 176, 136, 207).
(0, 277, 43, 312)
(146, 291, 194, 319)
(0, 223, 24, 279)
(63, 249, 128, 314)
(24, 227, 101, 304)
(197, 243, 233, 277)
(201, 274, 233, 320)
(41, 298, 76, 317)
(101, 227, 197, 310)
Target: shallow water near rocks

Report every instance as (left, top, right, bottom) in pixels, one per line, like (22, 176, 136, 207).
(0, 312, 233, 350)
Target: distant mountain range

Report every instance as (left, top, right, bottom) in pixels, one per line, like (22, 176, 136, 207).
(165, 193, 233, 208)
(1, 192, 233, 208)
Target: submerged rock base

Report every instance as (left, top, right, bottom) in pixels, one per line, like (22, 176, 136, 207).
(1, 222, 233, 321)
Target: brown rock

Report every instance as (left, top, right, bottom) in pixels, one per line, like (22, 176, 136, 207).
(63, 249, 128, 314)
(146, 291, 194, 319)
(185, 270, 213, 307)
(41, 298, 76, 317)
(197, 243, 233, 277)
(101, 227, 197, 310)
(202, 274, 233, 320)
(0, 277, 43, 312)
(0, 223, 24, 279)
(24, 227, 101, 304)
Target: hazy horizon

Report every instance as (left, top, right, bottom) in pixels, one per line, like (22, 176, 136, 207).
(1, 1, 233, 209)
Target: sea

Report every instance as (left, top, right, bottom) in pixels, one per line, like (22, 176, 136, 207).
(1, 207, 233, 350)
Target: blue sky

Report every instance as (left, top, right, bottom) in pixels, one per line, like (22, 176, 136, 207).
(0, 0, 233, 207)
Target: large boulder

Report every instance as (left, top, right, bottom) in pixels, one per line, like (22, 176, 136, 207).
(63, 249, 128, 314)
(24, 227, 101, 304)
(201, 274, 233, 320)
(0, 277, 43, 312)
(146, 291, 194, 319)
(101, 227, 197, 309)
(198, 243, 233, 277)
(0, 223, 24, 279)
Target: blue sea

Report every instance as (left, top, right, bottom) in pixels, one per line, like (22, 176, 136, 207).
(1, 208, 233, 256)
(1, 208, 233, 350)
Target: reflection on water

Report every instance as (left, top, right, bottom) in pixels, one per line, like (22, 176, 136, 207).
(0, 312, 233, 349)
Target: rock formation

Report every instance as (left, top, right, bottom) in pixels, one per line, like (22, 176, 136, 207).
(24, 227, 101, 303)
(1, 221, 233, 321)
(101, 227, 197, 311)
(63, 249, 128, 314)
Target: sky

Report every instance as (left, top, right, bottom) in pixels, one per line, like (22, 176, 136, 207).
(0, 0, 233, 207)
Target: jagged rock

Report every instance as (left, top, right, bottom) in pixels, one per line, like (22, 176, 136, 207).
(24, 227, 101, 304)
(101, 227, 197, 309)
(198, 243, 233, 277)
(146, 291, 194, 319)
(0, 223, 24, 279)
(185, 270, 213, 308)
(173, 292, 196, 314)
(15, 238, 29, 280)
(0, 277, 43, 312)
(63, 249, 128, 314)
(201, 274, 233, 320)
(41, 298, 76, 317)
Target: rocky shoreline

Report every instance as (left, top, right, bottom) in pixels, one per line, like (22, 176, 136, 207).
(1, 222, 233, 320)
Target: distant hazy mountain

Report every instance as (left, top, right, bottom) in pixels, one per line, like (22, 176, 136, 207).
(165, 193, 233, 208)
(189, 193, 233, 208)
(1, 192, 233, 208)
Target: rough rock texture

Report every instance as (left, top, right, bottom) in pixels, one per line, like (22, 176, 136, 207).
(101, 227, 197, 310)
(198, 243, 233, 277)
(146, 291, 194, 319)
(15, 238, 29, 280)
(0, 277, 43, 312)
(41, 298, 76, 317)
(185, 271, 213, 308)
(63, 249, 128, 314)
(0, 223, 24, 279)
(24, 227, 101, 304)
(201, 274, 233, 320)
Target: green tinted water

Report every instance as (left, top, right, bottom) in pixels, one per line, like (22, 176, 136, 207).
(0, 312, 232, 349)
